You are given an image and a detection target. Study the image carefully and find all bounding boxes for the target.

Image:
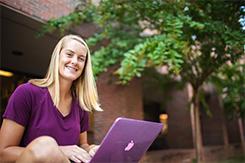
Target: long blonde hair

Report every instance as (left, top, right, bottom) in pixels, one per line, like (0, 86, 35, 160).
(29, 34, 103, 112)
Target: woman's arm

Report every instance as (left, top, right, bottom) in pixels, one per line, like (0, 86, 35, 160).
(79, 131, 90, 152)
(80, 132, 99, 157)
(0, 119, 25, 162)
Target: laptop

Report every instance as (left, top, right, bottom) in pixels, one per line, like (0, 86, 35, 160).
(89, 117, 163, 163)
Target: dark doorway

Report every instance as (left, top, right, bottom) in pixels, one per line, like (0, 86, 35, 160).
(143, 101, 169, 150)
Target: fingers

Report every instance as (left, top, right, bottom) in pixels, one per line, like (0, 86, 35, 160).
(88, 149, 96, 157)
(70, 155, 83, 163)
(88, 145, 100, 157)
(69, 145, 99, 162)
(72, 154, 90, 163)
(73, 146, 91, 163)
(60, 145, 91, 163)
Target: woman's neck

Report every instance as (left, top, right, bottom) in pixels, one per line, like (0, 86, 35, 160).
(60, 85, 71, 101)
(49, 78, 73, 101)
(59, 78, 72, 100)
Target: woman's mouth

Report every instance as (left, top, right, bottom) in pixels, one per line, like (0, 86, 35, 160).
(65, 66, 78, 72)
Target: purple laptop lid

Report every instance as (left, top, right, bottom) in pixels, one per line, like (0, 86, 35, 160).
(89, 117, 163, 163)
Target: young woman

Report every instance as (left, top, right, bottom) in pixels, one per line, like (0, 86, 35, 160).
(0, 34, 102, 163)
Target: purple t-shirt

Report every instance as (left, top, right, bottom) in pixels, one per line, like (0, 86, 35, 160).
(3, 83, 89, 147)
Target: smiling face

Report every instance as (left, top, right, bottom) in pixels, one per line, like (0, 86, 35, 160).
(59, 39, 87, 82)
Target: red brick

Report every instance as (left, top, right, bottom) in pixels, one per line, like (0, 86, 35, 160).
(93, 66, 143, 143)
(1, 0, 78, 21)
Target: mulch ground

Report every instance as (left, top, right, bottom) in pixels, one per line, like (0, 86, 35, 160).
(140, 144, 244, 163)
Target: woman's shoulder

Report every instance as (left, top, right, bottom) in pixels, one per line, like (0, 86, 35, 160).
(16, 82, 43, 90)
(15, 82, 46, 96)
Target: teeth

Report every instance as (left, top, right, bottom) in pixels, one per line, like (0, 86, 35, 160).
(66, 66, 77, 72)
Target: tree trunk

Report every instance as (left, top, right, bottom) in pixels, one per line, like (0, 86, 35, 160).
(218, 96, 229, 150)
(193, 88, 205, 163)
(190, 103, 196, 148)
(238, 117, 245, 154)
(221, 116, 229, 151)
(187, 84, 196, 148)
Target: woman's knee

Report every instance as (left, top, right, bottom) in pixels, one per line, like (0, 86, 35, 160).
(22, 136, 66, 162)
(30, 136, 58, 148)
(29, 136, 58, 154)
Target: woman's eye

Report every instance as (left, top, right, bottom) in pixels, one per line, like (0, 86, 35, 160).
(78, 57, 85, 62)
(66, 53, 73, 57)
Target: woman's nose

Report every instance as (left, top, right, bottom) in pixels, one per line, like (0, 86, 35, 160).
(71, 56, 78, 64)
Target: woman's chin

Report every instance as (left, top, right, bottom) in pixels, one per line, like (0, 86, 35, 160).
(61, 75, 79, 82)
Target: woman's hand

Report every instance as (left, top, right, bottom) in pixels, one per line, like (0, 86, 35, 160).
(59, 145, 91, 163)
(88, 145, 100, 157)
(80, 144, 100, 157)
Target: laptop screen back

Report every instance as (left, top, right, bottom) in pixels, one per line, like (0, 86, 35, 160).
(89, 117, 163, 163)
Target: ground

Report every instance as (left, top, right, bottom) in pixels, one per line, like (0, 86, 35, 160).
(140, 144, 244, 163)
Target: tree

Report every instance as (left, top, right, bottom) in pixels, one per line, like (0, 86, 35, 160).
(42, 0, 244, 162)
(211, 60, 245, 153)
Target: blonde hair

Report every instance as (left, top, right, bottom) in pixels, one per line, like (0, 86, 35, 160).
(29, 34, 103, 112)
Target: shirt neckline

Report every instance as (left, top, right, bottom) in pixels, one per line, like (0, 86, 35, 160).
(46, 87, 74, 119)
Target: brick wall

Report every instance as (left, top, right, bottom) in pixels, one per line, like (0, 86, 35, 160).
(1, 0, 79, 21)
(200, 87, 240, 145)
(142, 75, 194, 149)
(93, 66, 143, 144)
(201, 93, 227, 145)
(165, 86, 194, 148)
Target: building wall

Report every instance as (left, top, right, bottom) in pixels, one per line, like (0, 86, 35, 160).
(164, 86, 194, 148)
(93, 67, 144, 144)
(201, 92, 226, 145)
(143, 79, 241, 149)
(226, 119, 241, 144)
(1, 0, 79, 21)
(200, 86, 241, 146)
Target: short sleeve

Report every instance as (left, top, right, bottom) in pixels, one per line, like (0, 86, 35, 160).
(80, 110, 89, 133)
(3, 84, 32, 127)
